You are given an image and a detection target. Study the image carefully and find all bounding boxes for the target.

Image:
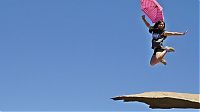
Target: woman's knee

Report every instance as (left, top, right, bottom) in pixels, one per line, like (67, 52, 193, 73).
(150, 61, 156, 66)
(156, 51, 167, 60)
(156, 53, 163, 61)
(150, 58, 158, 66)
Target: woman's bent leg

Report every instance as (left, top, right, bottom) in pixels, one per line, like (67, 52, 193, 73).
(150, 55, 160, 66)
(156, 50, 167, 61)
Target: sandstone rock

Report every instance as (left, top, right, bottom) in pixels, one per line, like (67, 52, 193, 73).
(112, 92, 200, 109)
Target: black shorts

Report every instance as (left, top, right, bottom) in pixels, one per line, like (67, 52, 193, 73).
(153, 47, 165, 55)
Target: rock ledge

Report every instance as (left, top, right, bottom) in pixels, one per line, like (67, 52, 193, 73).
(112, 92, 200, 109)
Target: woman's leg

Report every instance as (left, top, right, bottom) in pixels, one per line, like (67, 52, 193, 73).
(156, 46, 175, 62)
(150, 55, 160, 66)
(150, 51, 167, 66)
(150, 47, 174, 66)
(156, 50, 167, 61)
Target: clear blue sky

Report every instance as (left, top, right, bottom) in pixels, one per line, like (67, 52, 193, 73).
(0, 0, 199, 111)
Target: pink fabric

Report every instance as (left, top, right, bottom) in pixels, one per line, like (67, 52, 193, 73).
(141, 0, 164, 23)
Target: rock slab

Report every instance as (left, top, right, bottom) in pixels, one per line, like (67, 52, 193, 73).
(112, 92, 200, 109)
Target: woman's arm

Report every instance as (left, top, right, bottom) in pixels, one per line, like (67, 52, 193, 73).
(141, 15, 151, 28)
(163, 30, 188, 37)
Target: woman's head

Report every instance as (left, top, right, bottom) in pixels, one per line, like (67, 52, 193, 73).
(149, 20, 165, 33)
(154, 21, 165, 30)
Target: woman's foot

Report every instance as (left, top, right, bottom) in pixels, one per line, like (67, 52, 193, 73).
(165, 46, 175, 52)
(160, 59, 167, 65)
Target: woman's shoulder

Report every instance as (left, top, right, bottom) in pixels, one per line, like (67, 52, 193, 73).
(149, 26, 155, 33)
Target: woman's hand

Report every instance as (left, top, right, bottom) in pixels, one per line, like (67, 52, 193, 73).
(142, 15, 145, 20)
(183, 30, 188, 35)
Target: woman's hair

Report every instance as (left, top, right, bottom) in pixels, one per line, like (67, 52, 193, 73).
(149, 20, 165, 34)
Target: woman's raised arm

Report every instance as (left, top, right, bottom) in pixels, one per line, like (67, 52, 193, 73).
(141, 15, 151, 28)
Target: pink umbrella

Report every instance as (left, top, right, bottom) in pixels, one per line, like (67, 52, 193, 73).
(141, 0, 164, 23)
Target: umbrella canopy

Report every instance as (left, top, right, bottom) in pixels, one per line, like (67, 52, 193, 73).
(141, 0, 164, 23)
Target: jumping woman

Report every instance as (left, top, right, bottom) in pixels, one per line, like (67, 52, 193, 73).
(142, 15, 188, 66)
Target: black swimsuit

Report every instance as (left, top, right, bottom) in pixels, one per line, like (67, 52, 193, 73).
(149, 28, 167, 55)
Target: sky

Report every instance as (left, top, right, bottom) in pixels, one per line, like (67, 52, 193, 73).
(0, 0, 199, 111)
